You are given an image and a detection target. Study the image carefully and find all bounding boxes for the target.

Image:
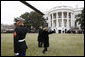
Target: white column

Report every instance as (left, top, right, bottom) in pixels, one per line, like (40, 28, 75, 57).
(72, 13, 75, 27)
(62, 11, 64, 33)
(52, 13, 53, 30)
(56, 12, 58, 33)
(48, 14, 51, 27)
(50, 14, 52, 29)
(71, 13, 72, 27)
(67, 12, 69, 30)
(56, 12, 58, 28)
(71, 13, 74, 27)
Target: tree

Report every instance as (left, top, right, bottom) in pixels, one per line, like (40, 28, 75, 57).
(19, 11, 47, 32)
(76, 8, 84, 29)
(28, 11, 46, 29)
(20, 12, 29, 19)
(20, 12, 31, 28)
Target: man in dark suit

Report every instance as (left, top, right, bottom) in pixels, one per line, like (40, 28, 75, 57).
(42, 27, 54, 54)
(14, 18, 28, 56)
(38, 26, 43, 47)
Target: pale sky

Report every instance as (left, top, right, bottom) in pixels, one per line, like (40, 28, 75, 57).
(1, 1, 84, 25)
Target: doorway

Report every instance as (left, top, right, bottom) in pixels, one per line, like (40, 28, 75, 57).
(58, 30, 61, 33)
(65, 29, 67, 33)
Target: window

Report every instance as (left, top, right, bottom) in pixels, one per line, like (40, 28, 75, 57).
(58, 12, 62, 18)
(53, 13, 56, 19)
(58, 19, 62, 27)
(65, 22, 67, 27)
(75, 22, 77, 27)
(69, 12, 71, 18)
(63, 12, 67, 18)
(64, 19, 67, 27)
(53, 20, 56, 27)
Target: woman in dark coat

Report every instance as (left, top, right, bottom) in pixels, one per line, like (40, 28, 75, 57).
(42, 27, 54, 54)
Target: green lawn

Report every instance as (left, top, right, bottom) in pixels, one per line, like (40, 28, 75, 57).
(1, 33, 84, 56)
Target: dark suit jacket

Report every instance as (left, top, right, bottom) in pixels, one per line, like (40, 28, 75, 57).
(38, 28, 43, 42)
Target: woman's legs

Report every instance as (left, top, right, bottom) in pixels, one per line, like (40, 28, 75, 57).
(38, 41, 42, 47)
(42, 47, 47, 54)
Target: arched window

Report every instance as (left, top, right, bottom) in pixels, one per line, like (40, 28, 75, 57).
(63, 12, 67, 18)
(69, 12, 71, 18)
(58, 12, 62, 18)
(53, 13, 56, 19)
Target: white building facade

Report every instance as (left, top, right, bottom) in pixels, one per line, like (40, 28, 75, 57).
(44, 6, 83, 33)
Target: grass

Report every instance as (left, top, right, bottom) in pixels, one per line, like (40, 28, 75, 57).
(1, 33, 84, 56)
